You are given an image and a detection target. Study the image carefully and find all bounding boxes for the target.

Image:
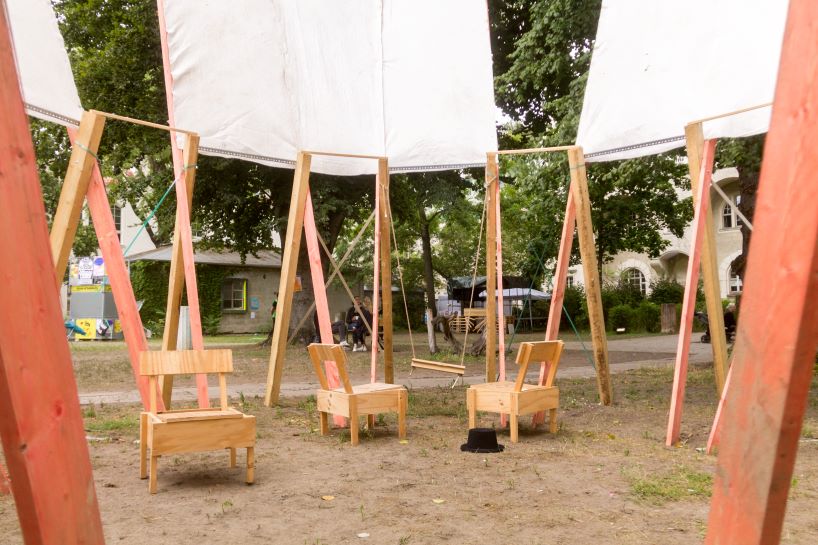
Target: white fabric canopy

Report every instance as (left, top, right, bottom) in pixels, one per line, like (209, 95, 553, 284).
(577, 0, 788, 162)
(479, 288, 551, 301)
(162, 0, 498, 176)
(6, 0, 83, 126)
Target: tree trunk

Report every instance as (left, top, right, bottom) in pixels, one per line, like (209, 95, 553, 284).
(419, 211, 439, 352)
(431, 315, 460, 353)
(729, 169, 759, 293)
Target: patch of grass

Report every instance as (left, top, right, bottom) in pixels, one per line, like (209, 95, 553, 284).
(625, 465, 712, 505)
(406, 387, 465, 418)
(85, 413, 139, 433)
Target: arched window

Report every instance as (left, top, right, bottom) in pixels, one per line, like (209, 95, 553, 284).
(623, 268, 647, 295)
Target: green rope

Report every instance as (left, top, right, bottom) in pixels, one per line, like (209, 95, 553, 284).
(561, 305, 597, 370)
(121, 164, 196, 258)
(74, 141, 99, 161)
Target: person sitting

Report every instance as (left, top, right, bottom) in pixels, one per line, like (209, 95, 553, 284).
(346, 296, 372, 352)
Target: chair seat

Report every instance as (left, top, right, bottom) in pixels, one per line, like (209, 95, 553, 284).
(469, 381, 552, 392)
(332, 382, 404, 395)
(156, 407, 243, 423)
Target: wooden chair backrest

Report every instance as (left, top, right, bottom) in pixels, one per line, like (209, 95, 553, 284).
(307, 344, 353, 394)
(464, 308, 486, 317)
(139, 349, 233, 413)
(513, 341, 564, 392)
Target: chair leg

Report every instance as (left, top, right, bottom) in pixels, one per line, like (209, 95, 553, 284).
(467, 388, 476, 428)
(246, 447, 255, 484)
(139, 413, 148, 479)
(398, 390, 407, 440)
(229, 447, 237, 468)
(349, 399, 359, 446)
(149, 456, 158, 494)
(510, 412, 519, 443)
(367, 414, 376, 431)
(549, 408, 558, 434)
(319, 411, 329, 435)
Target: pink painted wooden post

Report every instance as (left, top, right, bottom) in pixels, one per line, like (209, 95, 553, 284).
(533, 183, 577, 426)
(706, 2, 818, 541)
(0, 7, 105, 539)
(76, 131, 161, 412)
(370, 171, 383, 383)
(303, 191, 345, 427)
(665, 138, 717, 446)
(173, 139, 210, 407)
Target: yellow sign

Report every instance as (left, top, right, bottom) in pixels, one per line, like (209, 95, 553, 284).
(74, 318, 97, 340)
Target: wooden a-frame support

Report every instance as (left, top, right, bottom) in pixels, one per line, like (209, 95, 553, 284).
(49, 110, 207, 411)
(706, 0, 818, 541)
(265, 152, 394, 406)
(0, 5, 105, 539)
(485, 147, 612, 406)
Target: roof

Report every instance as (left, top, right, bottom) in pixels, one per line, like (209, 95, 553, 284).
(125, 246, 281, 268)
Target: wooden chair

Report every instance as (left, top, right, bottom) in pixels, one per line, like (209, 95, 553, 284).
(138, 349, 255, 493)
(307, 344, 407, 446)
(467, 340, 564, 443)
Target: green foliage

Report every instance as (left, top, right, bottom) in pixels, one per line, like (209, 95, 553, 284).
(560, 285, 586, 331)
(609, 305, 636, 331)
(649, 279, 685, 304)
(130, 261, 234, 336)
(635, 301, 661, 333)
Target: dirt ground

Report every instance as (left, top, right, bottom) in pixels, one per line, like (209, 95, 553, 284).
(1, 335, 817, 544)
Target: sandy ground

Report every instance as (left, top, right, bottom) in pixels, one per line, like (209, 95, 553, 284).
(1, 334, 816, 544)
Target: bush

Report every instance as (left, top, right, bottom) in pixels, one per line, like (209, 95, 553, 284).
(649, 278, 685, 304)
(635, 301, 661, 333)
(560, 284, 587, 331)
(609, 304, 637, 331)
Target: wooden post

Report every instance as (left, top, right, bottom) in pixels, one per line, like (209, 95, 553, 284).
(706, 1, 818, 541)
(686, 123, 730, 394)
(49, 110, 105, 285)
(0, 457, 10, 495)
(82, 147, 159, 411)
(494, 177, 506, 381)
(265, 152, 312, 406)
(161, 135, 207, 408)
(666, 138, 717, 446)
(378, 159, 394, 383)
(568, 147, 612, 405)
(370, 164, 382, 383)
(706, 363, 732, 454)
(484, 153, 499, 382)
(0, 8, 105, 539)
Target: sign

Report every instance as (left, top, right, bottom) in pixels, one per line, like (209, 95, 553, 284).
(77, 257, 93, 280)
(294, 275, 302, 292)
(92, 256, 105, 278)
(249, 296, 260, 310)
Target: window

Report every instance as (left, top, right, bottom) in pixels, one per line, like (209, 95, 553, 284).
(722, 195, 744, 229)
(221, 278, 247, 311)
(623, 268, 647, 295)
(566, 275, 575, 288)
(729, 267, 743, 294)
(111, 205, 122, 240)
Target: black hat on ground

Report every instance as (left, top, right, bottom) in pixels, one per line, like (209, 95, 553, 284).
(460, 427, 504, 453)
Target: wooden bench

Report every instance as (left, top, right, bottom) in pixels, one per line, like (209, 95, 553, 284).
(138, 349, 255, 493)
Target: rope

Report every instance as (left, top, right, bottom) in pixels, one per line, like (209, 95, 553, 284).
(383, 186, 416, 359)
(73, 141, 99, 161)
(122, 164, 196, 258)
(459, 188, 489, 366)
(562, 305, 597, 370)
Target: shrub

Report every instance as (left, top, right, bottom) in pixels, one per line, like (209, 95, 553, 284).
(635, 301, 661, 333)
(649, 278, 685, 304)
(560, 284, 587, 331)
(609, 304, 637, 331)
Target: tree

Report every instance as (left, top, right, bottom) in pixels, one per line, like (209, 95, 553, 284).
(489, 0, 692, 284)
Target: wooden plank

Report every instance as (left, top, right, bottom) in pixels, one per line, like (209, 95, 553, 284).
(484, 153, 499, 382)
(686, 123, 730, 394)
(666, 138, 717, 446)
(173, 134, 209, 408)
(496, 145, 576, 155)
(0, 11, 105, 540)
(82, 140, 159, 411)
(140, 349, 233, 376)
(150, 416, 255, 455)
(90, 110, 197, 135)
(378, 159, 394, 383)
(49, 111, 105, 285)
(706, 363, 732, 455)
(156, 409, 242, 423)
(410, 359, 466, 375)
(0, 459, 9, 495)
(494, 176, 507, 381)
(706, 2, 818, 541)
(568, 147, 612, 405)
(265, 152, 312, 405)
(369, 163, 383, 383)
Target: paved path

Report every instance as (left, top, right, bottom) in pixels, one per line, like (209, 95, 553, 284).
(78, 334, 716, 406)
